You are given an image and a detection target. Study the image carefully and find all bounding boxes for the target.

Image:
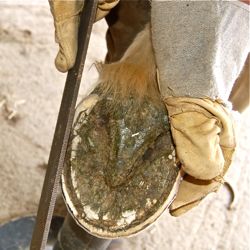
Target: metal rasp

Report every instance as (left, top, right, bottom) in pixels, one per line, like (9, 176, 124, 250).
(30, 1, 98, 249)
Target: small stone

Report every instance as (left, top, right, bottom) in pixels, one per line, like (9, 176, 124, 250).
(152, 199, 157, 204)
(139, 181, 144, 187)
(146, 198, 152, 207)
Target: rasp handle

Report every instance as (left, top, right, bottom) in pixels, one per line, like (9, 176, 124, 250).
(30, 1, 99, 249)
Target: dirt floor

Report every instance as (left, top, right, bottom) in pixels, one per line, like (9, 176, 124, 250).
(0, 4, 249, 250)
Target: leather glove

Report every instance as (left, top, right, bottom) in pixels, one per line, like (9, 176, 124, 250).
(164, 97, 236, 216)
(49, 0, 119, 72)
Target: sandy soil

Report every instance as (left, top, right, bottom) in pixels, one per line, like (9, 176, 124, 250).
(0, 4, 249, 250)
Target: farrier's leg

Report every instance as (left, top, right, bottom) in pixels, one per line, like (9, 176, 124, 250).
(151, 1, 249, 216)
(53, 214, 112, 250)
(151, 1, 249, 101)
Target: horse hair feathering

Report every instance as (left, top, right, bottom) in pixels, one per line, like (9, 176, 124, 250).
(98, 25, 161, 103)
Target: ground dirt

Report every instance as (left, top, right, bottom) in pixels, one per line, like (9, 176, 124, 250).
(0, 4, 249, 250)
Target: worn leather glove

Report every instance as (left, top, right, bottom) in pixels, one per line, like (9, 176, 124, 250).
(164, 97, 236, 216)
(49, 0, 119, 72)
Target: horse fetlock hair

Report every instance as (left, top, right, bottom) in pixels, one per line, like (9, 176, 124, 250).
(98, 24, 161, 104)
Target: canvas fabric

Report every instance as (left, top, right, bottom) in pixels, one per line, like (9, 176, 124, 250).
(151, 0, 250, 101)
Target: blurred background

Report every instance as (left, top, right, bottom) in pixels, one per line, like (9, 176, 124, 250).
(0, 2, 249, 250)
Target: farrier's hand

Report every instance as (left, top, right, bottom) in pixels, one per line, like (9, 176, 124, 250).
(164, 97, 236, 216)
(49, 0, 119, 72)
